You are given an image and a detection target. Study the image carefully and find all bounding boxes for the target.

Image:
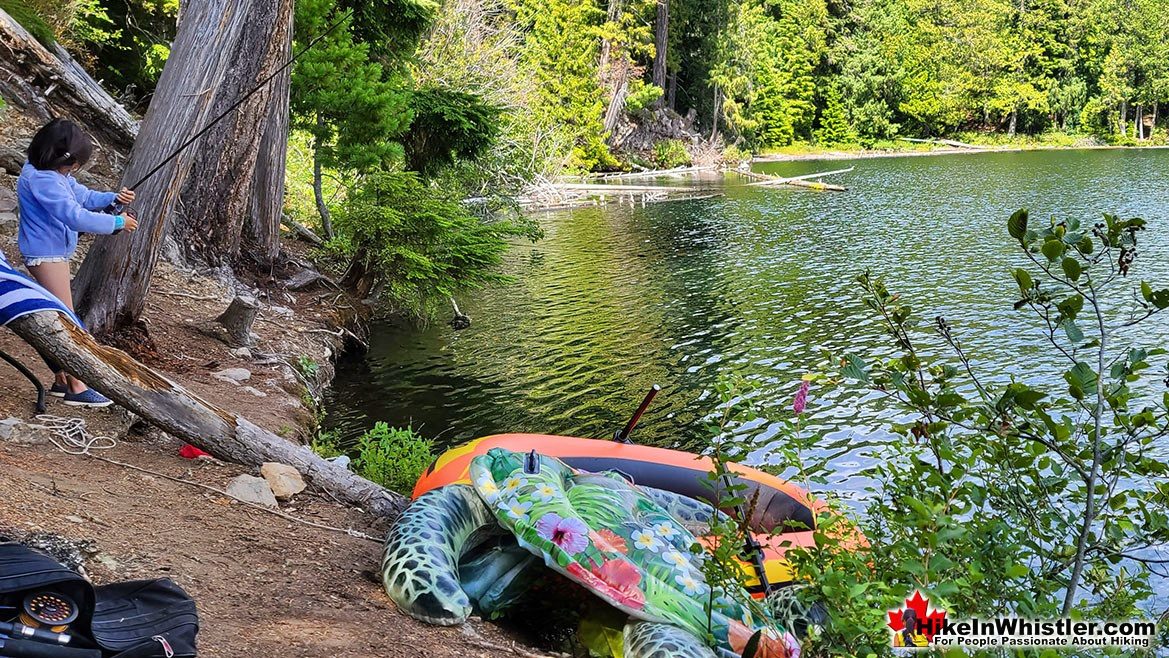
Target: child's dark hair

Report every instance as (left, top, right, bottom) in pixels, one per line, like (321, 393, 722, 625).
(27, 118, 94, 171)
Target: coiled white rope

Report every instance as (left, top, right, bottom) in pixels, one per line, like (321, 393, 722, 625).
(33, 414, 117, 456)
(33, 414, 380, 543)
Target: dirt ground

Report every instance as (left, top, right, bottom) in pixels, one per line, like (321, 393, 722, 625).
(0, 115, 552, 657)
(0, 440, 549, 658)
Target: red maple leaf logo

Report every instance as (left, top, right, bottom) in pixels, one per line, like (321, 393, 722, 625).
(887, 590, 947, 641)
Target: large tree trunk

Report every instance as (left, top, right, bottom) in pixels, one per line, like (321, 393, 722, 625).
(244, 4, 293, 268)
(8, 311, 407, 518)
(1007, 109, 1017, 137)
(602, 74, 629, 136)
(0, 9, 138, 150)
(72, 0, 259, 336)
(652, 0, 669, 102)
(173, 0, 292, 266)
(598, 0, 628, 138)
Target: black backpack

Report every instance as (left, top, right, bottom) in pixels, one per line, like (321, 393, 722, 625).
(0, 543, 198, 658)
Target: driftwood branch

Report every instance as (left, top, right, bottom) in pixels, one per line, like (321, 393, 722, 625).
(740, 167, 851, 192)
(7, 311, 408, 519)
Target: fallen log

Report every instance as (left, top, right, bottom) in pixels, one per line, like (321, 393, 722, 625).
(899, 137, 985, 150)
(578, 164, 719, 181)
(784, 179, 847, 192)
(7, 311, 408, 519)
(0, 9, 138, 149)
(281, 214, 324, 246)
(553, 183, 698, 193)
(746, 166, 854, 187)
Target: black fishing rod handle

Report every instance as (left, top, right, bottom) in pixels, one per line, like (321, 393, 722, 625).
(0, 638, 101, 658)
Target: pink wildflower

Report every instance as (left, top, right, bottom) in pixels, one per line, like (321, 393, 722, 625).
(793, 380, 811, 415)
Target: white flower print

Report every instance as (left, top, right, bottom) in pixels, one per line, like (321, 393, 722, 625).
(504, 499, 532, 522)
(674, 572, 707, 596)
(631, 529, 663, 552)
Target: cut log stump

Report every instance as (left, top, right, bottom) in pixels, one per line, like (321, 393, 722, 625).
(7, 311, 408, 519)
(215, 296, 259, 347)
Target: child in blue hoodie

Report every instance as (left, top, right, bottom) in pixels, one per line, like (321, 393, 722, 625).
(17, 118, 139, 408)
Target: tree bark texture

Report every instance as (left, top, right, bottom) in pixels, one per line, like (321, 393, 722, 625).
(652, 0, 669, 97)
(174, 0, 293, 267)
(72, 0, 260, 336)
(8, 311, 408, 518)
(598, 0, 630, 138)
(244, 0, 293, 267)
(0, 9, 138, 150)
(215, 295, 259, 347)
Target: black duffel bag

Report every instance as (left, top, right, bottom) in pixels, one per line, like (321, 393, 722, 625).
(0, 543, 198, 658)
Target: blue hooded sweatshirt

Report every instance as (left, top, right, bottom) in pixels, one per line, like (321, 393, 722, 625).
(16, 163, 124, 260)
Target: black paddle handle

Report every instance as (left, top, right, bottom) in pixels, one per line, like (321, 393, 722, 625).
(614, 384, 660, 443)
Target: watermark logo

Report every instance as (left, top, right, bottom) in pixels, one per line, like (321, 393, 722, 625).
(886, 589, 1158, 650)
(887, 591, 946, 648)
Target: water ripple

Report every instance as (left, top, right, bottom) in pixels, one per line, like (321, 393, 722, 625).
(326, 149, 1169, 497)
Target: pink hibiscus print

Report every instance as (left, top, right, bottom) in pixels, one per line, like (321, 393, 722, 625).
(535, 512, 590, 555)
(590, 559, 645, 610)
(589, 529, 628, 554)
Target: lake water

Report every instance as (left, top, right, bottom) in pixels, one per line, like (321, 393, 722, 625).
(324, 148, 1169, 499)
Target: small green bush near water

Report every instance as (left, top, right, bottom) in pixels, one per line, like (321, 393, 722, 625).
(722, 144, 751, 164)
(309, 430, 343, 459)
(652, 139, 692, 169)
(353, 422, 434, 494)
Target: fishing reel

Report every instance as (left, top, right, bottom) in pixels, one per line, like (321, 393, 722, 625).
(100, 202, 138, 231)
(18, 591, 79, 633)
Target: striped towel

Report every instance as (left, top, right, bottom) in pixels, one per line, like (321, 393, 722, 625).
(0, 252, 83, 328)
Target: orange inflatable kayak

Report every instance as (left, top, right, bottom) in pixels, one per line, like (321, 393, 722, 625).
(414, 433, 830, 595)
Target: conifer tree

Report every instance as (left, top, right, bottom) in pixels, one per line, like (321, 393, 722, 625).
(813, 84, 855, 146)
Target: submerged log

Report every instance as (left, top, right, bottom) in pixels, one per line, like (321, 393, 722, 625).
(0, 9, 138, 149)
(745, 166, 854, 188)
(8, 311, 408, 518)
(743, 166, 851, 192)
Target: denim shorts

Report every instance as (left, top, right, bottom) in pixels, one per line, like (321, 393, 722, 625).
(24, 256, 70, 267)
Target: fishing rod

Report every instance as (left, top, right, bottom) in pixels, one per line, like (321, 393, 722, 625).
(123, 8, 356, 193)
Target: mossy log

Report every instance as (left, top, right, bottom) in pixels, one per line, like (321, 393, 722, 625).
(8, 311, 408, 519)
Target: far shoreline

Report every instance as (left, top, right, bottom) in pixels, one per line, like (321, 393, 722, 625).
(750, 142, 1169, 164)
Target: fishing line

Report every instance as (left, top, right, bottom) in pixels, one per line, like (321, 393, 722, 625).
(126, 9, 356, 192)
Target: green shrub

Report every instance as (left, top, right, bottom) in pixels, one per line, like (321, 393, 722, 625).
(310, 430, 343, 459)
(295, 355, 319, 381)
(0, 0, 56, 46)
(722, 144, 751, 164)
(651, 139, 692, 169)
(624, 80, 664, 115)
(333, 170, 538, 317)
(353, 422, 434, 494)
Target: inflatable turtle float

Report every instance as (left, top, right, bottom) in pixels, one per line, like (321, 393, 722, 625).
(381, 436, 834, 658)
